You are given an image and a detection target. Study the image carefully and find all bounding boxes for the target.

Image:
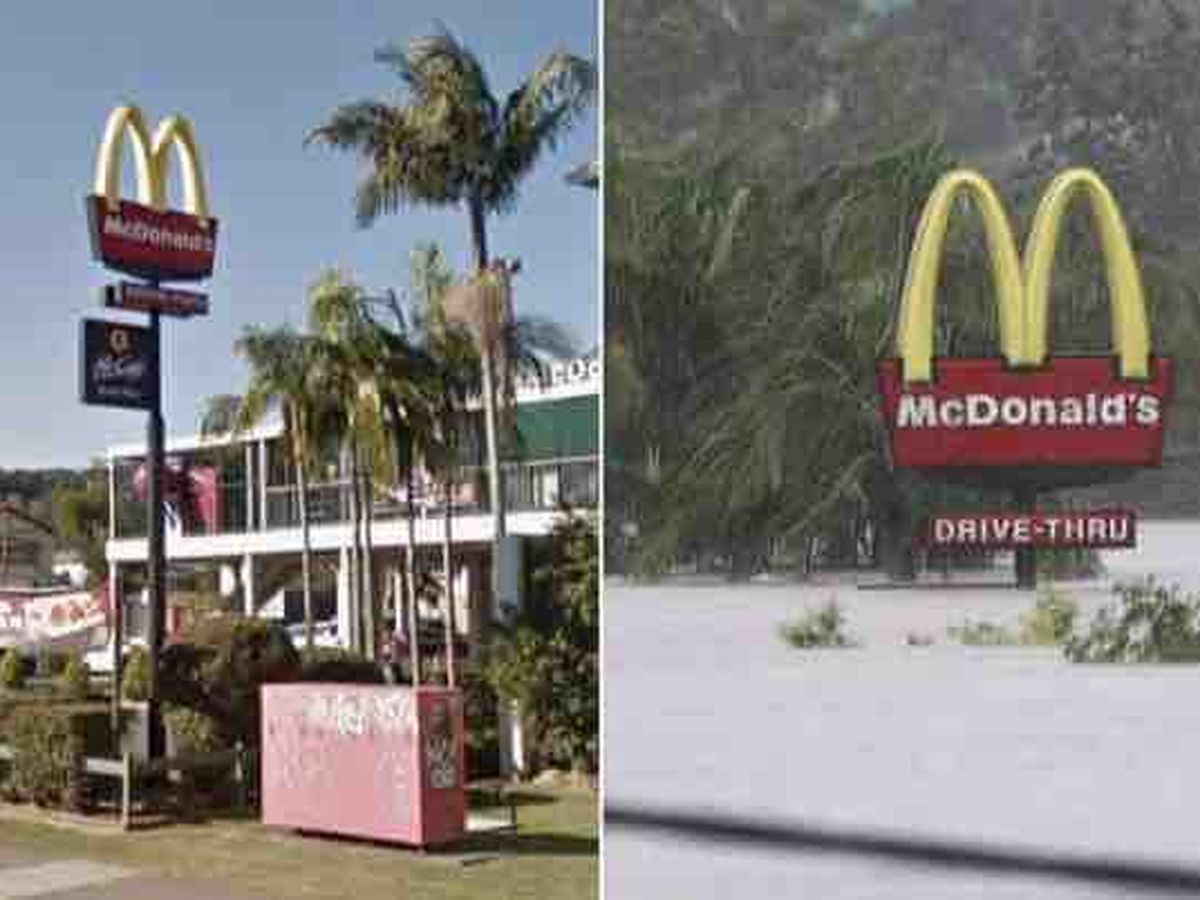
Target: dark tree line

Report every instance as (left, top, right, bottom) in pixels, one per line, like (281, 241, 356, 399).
(608, 0, 1200, 577)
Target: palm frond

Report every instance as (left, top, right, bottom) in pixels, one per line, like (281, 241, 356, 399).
(199, 394, 243, 438)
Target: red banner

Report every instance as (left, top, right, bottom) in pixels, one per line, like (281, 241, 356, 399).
(877, 357, 1172, 471)
(0, 586, 110, 650)
(87, 195, 217, 282)
(924, 510, 1136, 549)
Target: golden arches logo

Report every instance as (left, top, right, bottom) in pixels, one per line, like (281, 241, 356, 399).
(896, 168, 1150, 383)
(93, 105, 210, 220)
(87, 104, 217, 283)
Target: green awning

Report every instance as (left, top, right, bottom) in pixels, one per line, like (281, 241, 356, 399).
(510, 395, 598, 461)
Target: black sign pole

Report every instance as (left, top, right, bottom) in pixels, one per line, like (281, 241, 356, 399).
(1014, 483, 1038, 590)
(145, 303, 166, 760)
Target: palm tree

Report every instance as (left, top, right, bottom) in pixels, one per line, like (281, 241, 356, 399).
(308, 272, 391, 659)
(366, 313, 441, 685)
(203, 328, 326, 650)
(408, 244, 479, 687)
(308, 26, 595, 614)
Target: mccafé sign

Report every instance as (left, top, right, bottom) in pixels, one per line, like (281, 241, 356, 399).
(876, 168, 1172, 476)
(86, 105, 217, 282)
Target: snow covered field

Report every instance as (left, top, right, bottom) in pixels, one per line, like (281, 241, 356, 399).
(604, 521, 1200, 898)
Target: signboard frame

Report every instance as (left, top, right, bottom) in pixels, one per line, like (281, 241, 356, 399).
(103, 281, 209, 318)
(79, 318, 158, 411)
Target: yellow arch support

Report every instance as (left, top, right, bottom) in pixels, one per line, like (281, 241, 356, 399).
(896, 170, 1026, 382)
(1023, 168, 1150, 379)
(93, 105, 211, 220)
(896, 167, 1151, 382)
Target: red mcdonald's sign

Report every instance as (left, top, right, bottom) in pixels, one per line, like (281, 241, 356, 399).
(877, 168, 1172, 482)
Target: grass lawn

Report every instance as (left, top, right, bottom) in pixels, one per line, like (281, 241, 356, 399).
(0, 786, 597, 900)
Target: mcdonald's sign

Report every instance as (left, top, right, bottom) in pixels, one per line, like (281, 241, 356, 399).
(86, 105, 217, 282)
(876, 168, 1172, 481)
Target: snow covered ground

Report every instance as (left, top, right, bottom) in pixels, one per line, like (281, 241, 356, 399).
(604, 521, 1200, 898)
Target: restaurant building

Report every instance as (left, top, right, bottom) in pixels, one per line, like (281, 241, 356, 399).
(103, 357, 599, 660)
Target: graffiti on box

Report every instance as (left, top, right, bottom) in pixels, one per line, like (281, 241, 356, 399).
(261, 685, 466, 846)
(424, 697, 458, 789)
(303, 690, 416, 739)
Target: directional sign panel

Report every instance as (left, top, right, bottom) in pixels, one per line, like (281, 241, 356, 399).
(79, 318, 157, 410)
(103, 281, 209, 317)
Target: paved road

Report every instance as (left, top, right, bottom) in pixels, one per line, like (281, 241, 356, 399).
(0, 846, 239, 900)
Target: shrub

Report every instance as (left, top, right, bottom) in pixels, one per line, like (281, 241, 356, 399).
(57, 652, 91, 701)
(4, 703, 112, 810)
(1066, 580, 1200, 663)
(1019, 589, 1078, 646)
(484, 512, 598, 774)
(164, 704, 232, 805)
(461, 665, 500, 779)
(160, 615, 301, 749)
(780, 600, 854, 648)
(1038, 547, 1103, 580)
(36, 648, 69, 678)
(299, 647, 383, 684)
(164, 705, 224, 756)
(0, 648, 26, 691)
(122, 646, 151, 702)
(948, 620, 1016, 646)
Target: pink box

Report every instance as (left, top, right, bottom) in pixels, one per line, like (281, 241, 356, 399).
(261, 684, 466, 847)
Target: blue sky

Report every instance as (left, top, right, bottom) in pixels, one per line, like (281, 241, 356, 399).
(0, 1, 597, 469)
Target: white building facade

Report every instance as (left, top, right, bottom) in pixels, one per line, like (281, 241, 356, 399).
(103, 359, 599, 662)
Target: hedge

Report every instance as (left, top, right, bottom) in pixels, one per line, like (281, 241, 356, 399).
(299, 647, 384, 684)
(0, 703, 114, 810)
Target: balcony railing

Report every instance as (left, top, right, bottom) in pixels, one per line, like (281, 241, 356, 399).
(114, 480, 249, 539)
(113, 460, 597, 539)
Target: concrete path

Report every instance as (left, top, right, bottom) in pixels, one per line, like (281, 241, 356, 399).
(0, 846, 240, 899)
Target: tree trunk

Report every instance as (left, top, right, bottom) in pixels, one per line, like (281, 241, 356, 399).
(480, 344, 507, 615)
(338, 443, 356, 652)
(362, 460, 376, 659)
(879, 499, 916, 581)
(467, 192, 508, 620)
(347, 442, 364, 655)
(294, 437, 314, 652)
(443, 463, 457, 689)
(405, 451, 421, 685)
(468, 192, 489, 272)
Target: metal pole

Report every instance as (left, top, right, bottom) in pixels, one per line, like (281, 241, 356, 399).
(109, 563, 123, 735)
(1014, 484, 1037, 590)
(146, 307, 166, 759)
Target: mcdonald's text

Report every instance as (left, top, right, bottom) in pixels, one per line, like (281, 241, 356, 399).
(877, 357, 1172, 469)
(925, 510, 1136, 549)
(87, 195, 217, 282)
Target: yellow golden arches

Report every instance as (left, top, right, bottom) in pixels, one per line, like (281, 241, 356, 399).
(1024, 168, 1150, 379)
(93, 105, 211, 220)
(897, 171, 1027, 382)
(896, 167, 1151, 383)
